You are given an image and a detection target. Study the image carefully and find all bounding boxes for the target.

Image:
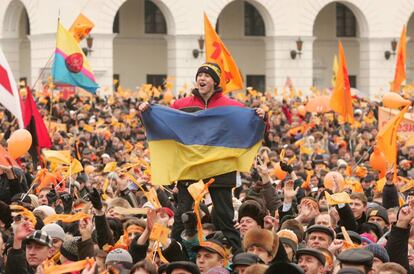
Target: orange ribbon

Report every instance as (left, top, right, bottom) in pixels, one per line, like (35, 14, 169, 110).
(43, 258, 94, 274)
(10, 205, 37, 226)
(44, 212, 90, 224)
(194, 178, 215, 245)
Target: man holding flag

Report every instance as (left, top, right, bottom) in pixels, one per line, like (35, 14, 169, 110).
(139, 62, 266, 252)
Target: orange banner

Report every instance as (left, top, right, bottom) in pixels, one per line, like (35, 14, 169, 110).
(378, 106, 414, 141)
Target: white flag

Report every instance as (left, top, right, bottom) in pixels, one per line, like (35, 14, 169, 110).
(0, 49, 23, 128)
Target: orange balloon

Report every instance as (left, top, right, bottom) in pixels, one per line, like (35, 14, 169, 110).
(369, 147, 387, 178)
(298, 105, 307, 116)
(382, 93, 411, 109)
(305, 96, 332, 113)
(272, 162, 287, 180)
(323, 171, 345, 191)
(7, 129, 32, 159)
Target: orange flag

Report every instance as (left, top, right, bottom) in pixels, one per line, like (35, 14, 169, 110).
(330, 41, 354, 124)
(204, 13, 243, 93)
(376, 105, 409, 166)
(391, 25, 407, 92)
(69, 13, 95, 42)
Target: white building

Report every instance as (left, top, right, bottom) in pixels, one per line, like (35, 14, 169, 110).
(1, 0, 414, 98)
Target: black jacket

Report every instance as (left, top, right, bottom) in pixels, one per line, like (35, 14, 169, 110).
(385, 225, 413, 273)
(5, 248, 34, 274)
(337, 204, 366, 233)
(95, 214, 115, 248)
(129, 236, 187, 264)
(0, 173, 25, 205)
(383, 184, 399, 209)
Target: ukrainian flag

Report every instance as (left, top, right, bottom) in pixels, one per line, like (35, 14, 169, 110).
(142, 105, 265, 185)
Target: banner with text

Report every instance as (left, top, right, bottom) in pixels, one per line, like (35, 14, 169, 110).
(378, 106, 414, 141)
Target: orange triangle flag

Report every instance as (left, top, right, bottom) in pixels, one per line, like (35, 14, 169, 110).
(391, 25, 407, 92)
(376, 105, 409, 166)
(69, 13, 95, 42)
(204, 13, 243, 93)
(330, 41, 354, 124)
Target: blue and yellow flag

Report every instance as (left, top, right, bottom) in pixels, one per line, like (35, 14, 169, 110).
(142, 105, 265, 185)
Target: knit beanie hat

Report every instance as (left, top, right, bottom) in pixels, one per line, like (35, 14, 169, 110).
(60, 236, 80, 262)
(365, 244, 389, 263)
(105, 248, 133, 264)
(367, 206, 389, 224)
(41, 223, 65, 241)
(196, 63, 221, 86)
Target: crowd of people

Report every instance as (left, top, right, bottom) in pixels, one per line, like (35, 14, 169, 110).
(0, 62, 413, 274)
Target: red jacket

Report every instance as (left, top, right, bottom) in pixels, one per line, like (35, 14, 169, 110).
(172, 88, 244, 111)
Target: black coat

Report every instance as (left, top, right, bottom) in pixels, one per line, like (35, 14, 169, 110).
(385, 225, 414, 274)
(5, 248, 34, 274)
(337, 204, 366, 233)
(129, 236, 187, 264)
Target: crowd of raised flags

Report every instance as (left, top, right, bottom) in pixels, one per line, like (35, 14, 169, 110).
(0, 11, 412, 274)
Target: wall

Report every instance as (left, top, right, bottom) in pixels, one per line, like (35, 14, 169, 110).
(217, 0, 265, 88)
(313, 3, 360, 89)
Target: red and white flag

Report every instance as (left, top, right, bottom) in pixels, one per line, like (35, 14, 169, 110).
(0, 48, 24, 128)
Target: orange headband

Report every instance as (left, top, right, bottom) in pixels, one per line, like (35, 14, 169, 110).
(199, 241, 228, 260)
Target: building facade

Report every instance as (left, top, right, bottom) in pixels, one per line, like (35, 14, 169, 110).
(1, 0, 414, 98)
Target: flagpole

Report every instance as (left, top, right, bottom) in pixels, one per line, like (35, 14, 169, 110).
(30, 52, 54, 92)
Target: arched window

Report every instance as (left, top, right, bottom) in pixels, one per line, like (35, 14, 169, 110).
(336, 3, 356, 37)
(244, 2, 265, 36)
(145, 0, 167, 34)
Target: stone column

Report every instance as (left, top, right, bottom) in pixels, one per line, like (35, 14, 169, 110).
(166, 34, 208, 94)
(27, 33, 55, 88)
(0, 37, 23, 82)
(359, 38, 395, 99)
(266, 36, 314, 95)
(85, 33, 116, 96)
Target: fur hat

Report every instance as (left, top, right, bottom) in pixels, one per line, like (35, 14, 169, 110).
(243, 228, 279, 258)
(238, 200, 266, 227)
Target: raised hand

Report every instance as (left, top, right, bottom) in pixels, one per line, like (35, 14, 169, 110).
(283, 180, 299, 203)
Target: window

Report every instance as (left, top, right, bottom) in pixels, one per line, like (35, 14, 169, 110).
(147, 74, 166, 88)
(348, 75, 357, 88)
(336, 3, 356, 37)
(113, 74, 120, 91)
(113, 11, 120, 34)
(246, 75, 265, 92)
(244, 2, 265, 36)
(145, 0, 167, 34)
(19, 77, 27, 88)
(24, 10, 30, 35)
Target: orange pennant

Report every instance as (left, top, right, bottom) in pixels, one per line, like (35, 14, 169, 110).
(204, 13, 243, 93)
(391, 25, 407, 92)
(69, 13, 95, 42)
(330, 40, 354, 124)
